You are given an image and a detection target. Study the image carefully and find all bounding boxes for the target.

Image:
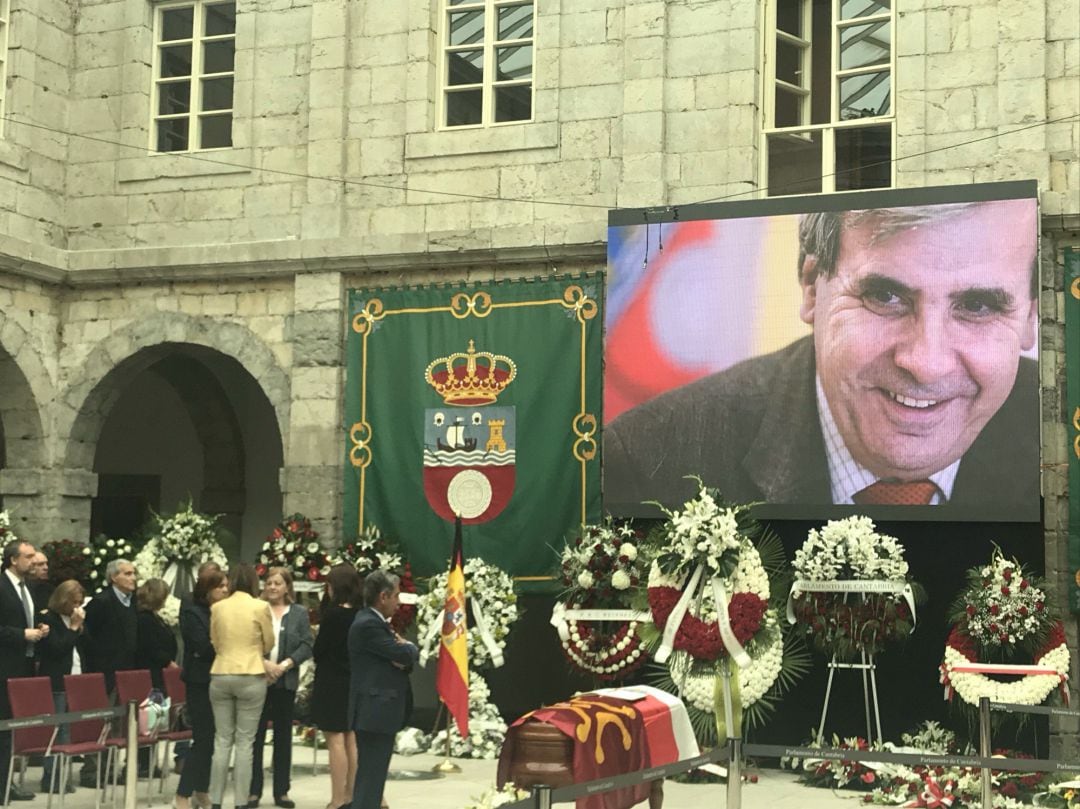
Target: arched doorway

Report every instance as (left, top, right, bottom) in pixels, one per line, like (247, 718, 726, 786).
(0, 343, 47, 529)
(83, 343, 283, 561)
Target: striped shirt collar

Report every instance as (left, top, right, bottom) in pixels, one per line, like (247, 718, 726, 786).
(815, 376, 959, 505)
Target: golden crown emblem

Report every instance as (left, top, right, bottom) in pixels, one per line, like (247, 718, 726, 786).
(425, 340, 516, 406)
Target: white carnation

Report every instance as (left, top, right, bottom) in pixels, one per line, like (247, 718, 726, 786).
(577, 571, 594, 589)
(611, 570, 631, 590)
(619, 543, 637, 561)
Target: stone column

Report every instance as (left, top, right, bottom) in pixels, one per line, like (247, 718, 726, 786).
(0, 467, 98, 544)
(281, 272, 345, 547)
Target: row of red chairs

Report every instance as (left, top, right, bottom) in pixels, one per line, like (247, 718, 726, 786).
(4, 667, 192, 809)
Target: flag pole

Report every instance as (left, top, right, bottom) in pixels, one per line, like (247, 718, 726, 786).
(432, 701, 462, 774)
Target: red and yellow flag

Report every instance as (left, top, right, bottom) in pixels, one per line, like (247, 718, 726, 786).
(436, 517, 469, 737)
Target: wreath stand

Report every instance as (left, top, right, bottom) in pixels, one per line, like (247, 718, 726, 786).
(815, 592, 883, 746)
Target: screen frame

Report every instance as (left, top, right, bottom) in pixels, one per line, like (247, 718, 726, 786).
(604, 180, 1042, 523)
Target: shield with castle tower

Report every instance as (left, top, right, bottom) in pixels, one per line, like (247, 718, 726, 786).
(423, 340, 517, 524)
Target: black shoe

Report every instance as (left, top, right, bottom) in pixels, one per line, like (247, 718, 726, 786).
(6, 783, 35, 801)
(274, 798, 295, 809)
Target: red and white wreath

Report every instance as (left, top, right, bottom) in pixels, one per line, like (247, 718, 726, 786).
(644, 481, 782, 709)
(552, 521, 648, 681)
(940, 549, 1070, 708)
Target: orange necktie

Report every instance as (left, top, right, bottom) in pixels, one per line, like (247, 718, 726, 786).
(852, 480, 940, 506)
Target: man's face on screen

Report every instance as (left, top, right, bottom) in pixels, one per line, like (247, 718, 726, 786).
(799, 202, 1037, 481)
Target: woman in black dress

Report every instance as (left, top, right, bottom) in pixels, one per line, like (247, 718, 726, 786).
(311, 564, 363, 809)
(135, 578, 179, 690)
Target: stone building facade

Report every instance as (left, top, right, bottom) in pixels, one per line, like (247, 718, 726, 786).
(0, 0, 1077, 744)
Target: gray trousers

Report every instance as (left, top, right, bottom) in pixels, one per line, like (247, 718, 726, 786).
(208, 674, 267, 806)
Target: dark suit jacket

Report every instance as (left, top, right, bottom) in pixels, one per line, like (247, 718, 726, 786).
(0, 574, 34, 677)
(37, 610, 88, 691)
(347, 608, 418, 736)
(266, 602, 314, 692)
(604, 336, 1040, 520)
(136, 609, 178, 690)
(83, 586, 138, 690)
(0, 573, 36, 716)
(180, 597, 214, 685)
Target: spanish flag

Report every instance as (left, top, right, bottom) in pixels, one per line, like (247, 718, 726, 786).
(436, 517, 469, 737)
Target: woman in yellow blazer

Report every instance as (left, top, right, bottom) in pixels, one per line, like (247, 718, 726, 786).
(208, 564, 274, 809)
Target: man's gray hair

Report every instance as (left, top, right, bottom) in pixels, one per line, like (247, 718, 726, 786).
(106, 558, 133, 580)
(798, 201, 1038, 298)
(363, 569, 400, 607)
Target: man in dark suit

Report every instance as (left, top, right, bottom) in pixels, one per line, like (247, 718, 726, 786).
(606, 199, 1040, 519)
(0, 539, 50, 802)
(28, 551, 53, 619)
(82, 558, 138, 692)
(348, 570, 418, 809)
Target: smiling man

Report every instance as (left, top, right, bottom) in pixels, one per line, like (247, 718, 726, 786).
(604, 198, 1040, 517)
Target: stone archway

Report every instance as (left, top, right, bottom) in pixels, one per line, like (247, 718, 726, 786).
(58, 313, 290, 554)
(0, 318, 49, 538)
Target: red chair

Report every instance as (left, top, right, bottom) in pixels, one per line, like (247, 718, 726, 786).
(63, 673, 120, 809)
(7, 676, 108, 809)
(157, 666, 192, 795)
(112, 670, 161, 805)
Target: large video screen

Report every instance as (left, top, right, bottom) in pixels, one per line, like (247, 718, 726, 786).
(604, 181, 1041, 522)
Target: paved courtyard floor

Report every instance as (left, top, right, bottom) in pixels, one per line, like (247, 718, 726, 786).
(3, 750, 910, 809)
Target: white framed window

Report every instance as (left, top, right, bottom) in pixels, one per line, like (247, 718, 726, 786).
(0, 0, 10, 138)
(151, 1, 236, 152)
(439, 0, 534, 128)
(762, 0, 894, 196)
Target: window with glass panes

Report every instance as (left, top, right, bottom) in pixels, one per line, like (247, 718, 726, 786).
(442, 0, 534, 128)
(0, 0, 9, 137)
(764, 0, 893, 196)
(153, 1, 235, 152)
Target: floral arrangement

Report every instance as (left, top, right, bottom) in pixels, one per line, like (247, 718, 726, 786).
(257, 513, 331, 583)
(462, 784, 530, 809)
(785, 721, 1052, 808)
(639, 480, 785, 733)
(426, 674, 507, 759)
(1036, 781, 1080, 808)
(940, 549, 1068, 709)
(135, 503, 228, 591)
(417, 558, 518, 670)
(158, 594, 182, 628)
(789, 516, 920, 660)
(393, 726, 430, 756)
(0, 509, 15, 541)
(42, 539, 94, 588)
(554, 519, 648, 681)
(335, 524, 416, 632)
(89, 534, 135, 590)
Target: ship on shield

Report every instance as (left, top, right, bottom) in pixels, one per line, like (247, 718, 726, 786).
(423, 341, 517, 524)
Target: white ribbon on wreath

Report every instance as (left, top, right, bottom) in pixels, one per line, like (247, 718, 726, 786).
(549, 604, 652, 642)
(422, 596, 505, 669)
(786, 579, 918, 630)
(655, 563, 751, 668)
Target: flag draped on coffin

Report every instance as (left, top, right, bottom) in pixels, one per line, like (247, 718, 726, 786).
(343, 276, 603, 578)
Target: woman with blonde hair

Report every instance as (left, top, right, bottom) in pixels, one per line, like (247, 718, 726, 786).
(247, 567, 313, 809)
(209, 564, 274, 809)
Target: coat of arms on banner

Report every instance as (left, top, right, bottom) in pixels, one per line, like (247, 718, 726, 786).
(423, 340, 517, 524)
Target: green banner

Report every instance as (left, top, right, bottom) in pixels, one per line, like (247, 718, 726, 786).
(344, 276, 602, 580)
(1067, 248, 1080, 614)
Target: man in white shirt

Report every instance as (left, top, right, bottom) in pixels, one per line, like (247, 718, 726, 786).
(0, 539, 50, 802)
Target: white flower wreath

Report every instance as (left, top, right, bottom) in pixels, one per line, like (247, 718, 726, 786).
(426, 674, 508, 759)
(666, 627, 785, 712)
(417, 558, 518, 670)
(941, 633, 1070, 707)
(649, 559, 781, 708)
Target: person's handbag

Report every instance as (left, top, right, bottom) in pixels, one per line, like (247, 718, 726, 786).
(138, 689, 172, 736)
